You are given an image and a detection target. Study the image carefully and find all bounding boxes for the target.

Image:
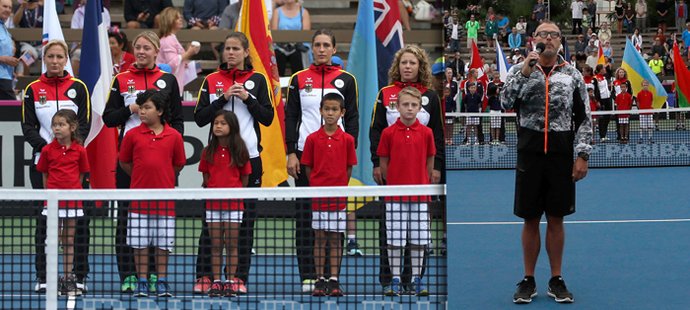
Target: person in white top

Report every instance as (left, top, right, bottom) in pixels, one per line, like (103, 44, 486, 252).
(70, 0, 112, 77)
(571, 0, 585, 34)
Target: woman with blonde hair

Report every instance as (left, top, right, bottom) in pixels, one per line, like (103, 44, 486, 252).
(369, 44, 444, 296)
(157, 7, 200, 94)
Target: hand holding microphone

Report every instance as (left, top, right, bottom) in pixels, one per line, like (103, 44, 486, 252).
(522, 42, 546, 77)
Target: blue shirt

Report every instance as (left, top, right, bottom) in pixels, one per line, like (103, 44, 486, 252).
(0, 22, 13, 80)
(276, 7, 304, 30)
(683, 29, 690, 49)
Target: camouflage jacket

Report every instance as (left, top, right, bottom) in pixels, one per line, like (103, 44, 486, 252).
(501, 57, 593, 155)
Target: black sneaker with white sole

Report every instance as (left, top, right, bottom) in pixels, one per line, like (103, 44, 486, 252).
(547, 276, 574, 303)
(513, 276, 537, 304)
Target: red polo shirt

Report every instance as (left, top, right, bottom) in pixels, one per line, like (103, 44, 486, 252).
(36, 140, 90, 208)
(198, 146, 252, 211)
(377, 119, 436, 202)
(119, 123, 186, 216)
(301, 126, 357, 211)
(615, 92, 633, 118)
(637, 90, 653, 115)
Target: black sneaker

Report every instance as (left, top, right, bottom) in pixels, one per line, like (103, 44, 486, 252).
(547, 276, 574, 303)
(312, 279, 326, 297)
(327, 279, 344, 297)
(513, 276, 537, 304)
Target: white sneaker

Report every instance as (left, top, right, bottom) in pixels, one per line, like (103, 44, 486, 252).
(76, 281, 88, 294)
(35, 281, 46, 293)
(301, 279, 315, 293)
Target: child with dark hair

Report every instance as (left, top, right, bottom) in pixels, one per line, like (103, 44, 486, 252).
(118, 88, 186, 298)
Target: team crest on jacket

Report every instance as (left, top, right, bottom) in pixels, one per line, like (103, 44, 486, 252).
(245, 80, 255, 90)
(127, 79, 136, 94)
(422, 96, 429, 106)
(305, 77, 313, 93)
(388, 93, 398, 109)
(334, 79, 344, 88)
(39, 95, 47, 105)
(156, 80, 167, 89)
(67, 89, 77, 99)
(215, 82, 224, 97)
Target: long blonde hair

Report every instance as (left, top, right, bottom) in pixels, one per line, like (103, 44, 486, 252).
(158, 7, 181, 38)
(388, 45, 432, 88)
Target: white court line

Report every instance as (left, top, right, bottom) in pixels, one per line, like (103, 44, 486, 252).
(448, 218, 690, 225)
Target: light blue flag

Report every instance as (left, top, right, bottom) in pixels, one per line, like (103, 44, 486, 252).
(347, 0, 378, 185)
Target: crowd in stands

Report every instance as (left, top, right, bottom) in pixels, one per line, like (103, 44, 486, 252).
(440, 0, 690, 146)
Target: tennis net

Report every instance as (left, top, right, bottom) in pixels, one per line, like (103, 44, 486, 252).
(0, 185, 446, 309)
(446, 107, 690, 169)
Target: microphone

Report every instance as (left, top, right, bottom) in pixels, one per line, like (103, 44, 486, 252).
(529, 43, 546, 67)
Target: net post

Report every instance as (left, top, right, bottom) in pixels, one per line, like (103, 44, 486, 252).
(45, 192, 59, 310)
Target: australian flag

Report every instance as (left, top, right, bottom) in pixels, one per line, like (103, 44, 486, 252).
(374, 0, 404, 89)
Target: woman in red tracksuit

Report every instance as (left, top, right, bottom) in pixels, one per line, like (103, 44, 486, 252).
(21, 39, 91, 294)
(192, 31, 274, 295)
(102, 30, 184, 294)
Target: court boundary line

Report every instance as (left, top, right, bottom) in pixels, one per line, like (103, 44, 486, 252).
(448, 218, 690, 225)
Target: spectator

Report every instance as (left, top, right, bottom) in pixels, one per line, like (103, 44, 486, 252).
(449, 18, 461, 52)
(602, 40, 613, 61)
(587, 0, 597, 29)
(585, 48, 598, 69)
(466, 14, 480, 49)
(597, 22, 612, 43)
(124, 0, 173, 29)
(571, 0, 585, 34)
(632, 28, 643, 51)
(526, 13, 539, 37)
(636, 0, 648, 32)
(108, 30, 135, 76)
(516, 16, 528, 40)
(13, 0, 43, 76)
(508, 27, 522, 50)
(485, 15, 498, 49)
(0, 0, 17, 100)
(574, 34, 587, 59)
(657, 0, 670, 33)
(654, 27, 667, 45)
(649, 52, 664, 81)
(683, 21, 690, 49)
(614, 0, 625, 34)
(582, 8, 592, 35)
(184, 0, 226, 30)
(496, 13, 510, 43)
(271, 0, 311, 77)
(446, 51, 465, 79)
(624, 3, 636, 33)
(533, 0, 546, 21)
(156, 7, 201, 94)
(651, 37, 668, 60)
(677, 0, 688, 32)
(219, 0, 241, 30)
(585, 27, 595, 42)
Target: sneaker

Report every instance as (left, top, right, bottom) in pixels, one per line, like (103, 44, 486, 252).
(208, 281, 223, 297)
(513, 276, 537, 304)
(301, 279, 315, 293)
(35, 279, 46, 293)
(346, 240, 364, 256)
(232, 278, 247, 295)
(440, 238, 447, 256)
(193, 276, 211, 294)
(223, 281, 236, 297)
(413, 276, 428, 296)
(62, 274, 78, 296)
(148, 274, 158, 293)
(76, 277, 88, 294)
(156, 280, 173, 297)
(134, 280, 148, 297)
(547, 276, 574, 303)
(385, 278, 401, 296)
(327, 279, 344, 297)
(312, 279, 326, 297)
(121, 275, 137, 293)
(600, 137, 609, 142)
(402, 283, 416, 295)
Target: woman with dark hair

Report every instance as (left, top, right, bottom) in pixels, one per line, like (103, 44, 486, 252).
(108, 30, 135, 76)
(192, 31, 274, 295)
(284, 28, 359, 294)
(369, 44, 444, 296)
(102, 30, 184, 294)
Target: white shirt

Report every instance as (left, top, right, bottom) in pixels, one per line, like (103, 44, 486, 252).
(572, 1, 585, 19)
(70, 5, 111, 29)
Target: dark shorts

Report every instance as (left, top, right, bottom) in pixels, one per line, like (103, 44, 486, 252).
(514, 152, 575, 219)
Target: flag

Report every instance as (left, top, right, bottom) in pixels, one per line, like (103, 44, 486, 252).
(621, 39, 668, 108)
(495, 39, 510, 82)
(597, 43, 606, 65)
(237, 0, 287, 187)
(470, 41, 489, 109)
(673, 42, 690, 107)
(80, 0, 116, 189)
(41, 0, 73, 75)
(347, 0, 378, 185)
(374, 0, 404, 89)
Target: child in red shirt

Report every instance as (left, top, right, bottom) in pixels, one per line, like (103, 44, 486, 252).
(587, 85, 599, 138)
(118, 90, 186, 297)
(301, 93, 357, 297)
(36, 109, 90, 296)
(636, 80, 655, 143)
(615, 83, 633, 143)
(198, 110, 252, 297)
(376, 87, 436, 296)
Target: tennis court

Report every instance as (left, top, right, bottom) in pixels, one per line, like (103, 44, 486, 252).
(447, 167, 690, 309)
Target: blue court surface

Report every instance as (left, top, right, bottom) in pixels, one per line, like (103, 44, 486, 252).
(447, 167, 690, 309)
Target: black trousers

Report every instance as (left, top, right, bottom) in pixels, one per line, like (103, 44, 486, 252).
(292, 151, 317, 282)
(276, 50, 304, 77)
(598, 98, 613, 139)
(195, 157, 263, 282)
(32, 157, 91, 282)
